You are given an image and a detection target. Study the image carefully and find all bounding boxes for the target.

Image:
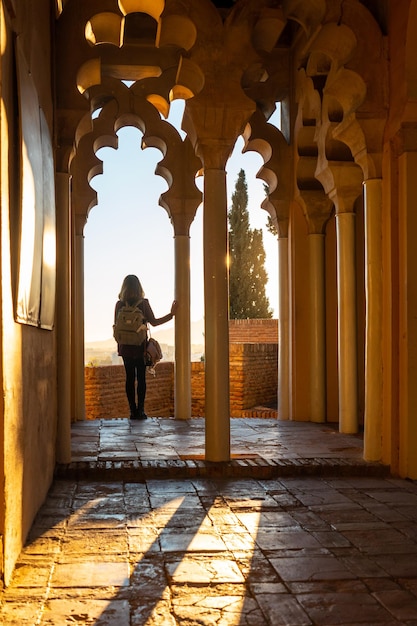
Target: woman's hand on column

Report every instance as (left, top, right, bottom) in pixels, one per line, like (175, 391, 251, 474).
(171, 300, 178, 317)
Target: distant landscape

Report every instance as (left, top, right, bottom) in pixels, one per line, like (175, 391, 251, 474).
(85, 318, 205, 366)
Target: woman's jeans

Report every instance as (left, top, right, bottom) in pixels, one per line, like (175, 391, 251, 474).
(122, 355, 146, 414)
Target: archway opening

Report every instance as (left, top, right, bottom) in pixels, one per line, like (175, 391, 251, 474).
(84, 102, 280, 368)
(85, 125, 176, 360)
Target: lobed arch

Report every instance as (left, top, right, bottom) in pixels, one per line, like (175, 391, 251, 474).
(67, 77, 203, 429)
(70, 78, 202, 234)
(241, 109, 291, 234)
(293, 71, 334, 234)
(293, 3, 387, 182)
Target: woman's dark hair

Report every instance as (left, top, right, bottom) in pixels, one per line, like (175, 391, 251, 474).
(119, 274, 144, 305)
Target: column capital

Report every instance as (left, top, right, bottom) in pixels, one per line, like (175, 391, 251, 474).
(393, 123, 417, 156)
(183, 88, 256, 170)
(194, 140, 236, 170)
(297, 190, 334, 234)
(316, 161, 363, 214)
(329, 187, 361, 215)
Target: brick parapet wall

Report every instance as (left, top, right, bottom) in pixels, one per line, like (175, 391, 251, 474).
(84, 319, 278, 420)
(85, 343, 278, 420)
(85, 363, 174, 420)
(229, 318, 278, 343)
(229, 343, 278, 414)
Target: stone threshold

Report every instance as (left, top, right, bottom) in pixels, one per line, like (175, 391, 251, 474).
(55, 456, 391, 481)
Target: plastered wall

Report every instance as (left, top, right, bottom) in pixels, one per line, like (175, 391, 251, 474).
(1, 0, 58, 584)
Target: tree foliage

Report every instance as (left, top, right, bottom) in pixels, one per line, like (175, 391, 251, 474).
(263, 183, 279, 238)
(228, 169, 272, 319)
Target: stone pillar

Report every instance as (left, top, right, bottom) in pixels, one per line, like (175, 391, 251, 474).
(309, 232, 326, 422)
(363, 179, 383, 460)
(203, 167, 230, 461)
(278, 236, 290, 420)
(72, 218, 85, 421)
(398, 149, 417, 478)
(174, 234, 191, 419)
(335, 211, 358, 433)
(56, 173, 72, 461)
(182, 88, 255, 460)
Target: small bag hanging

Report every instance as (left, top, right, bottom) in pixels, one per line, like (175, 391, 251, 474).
(145, 329, 163, 374)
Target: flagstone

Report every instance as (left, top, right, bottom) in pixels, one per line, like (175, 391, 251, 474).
(40, 599, 130, 626)
(2, 421, 417, 626)
(51, 561, 129, 587)
(297, 592, 398, 625)
(270, 554, 356, 582)
(166, 556, 245, 584)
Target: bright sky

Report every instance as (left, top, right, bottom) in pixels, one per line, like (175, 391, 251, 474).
(85, 100, 279, 343)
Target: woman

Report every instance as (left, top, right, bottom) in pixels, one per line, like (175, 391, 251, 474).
(115, 274, 177, 420)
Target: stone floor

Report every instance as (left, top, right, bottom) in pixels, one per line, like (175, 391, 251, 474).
(57, 417, 386, 481)
(1, 418, 417, 625)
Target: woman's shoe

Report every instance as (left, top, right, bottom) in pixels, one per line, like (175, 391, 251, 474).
(136, 410, 147, 420)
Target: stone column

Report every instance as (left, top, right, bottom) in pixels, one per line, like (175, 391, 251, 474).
(363, 179, 383, 460)
(309, 232, 326, 422)
(335, 211, 358, 433)
(72, 217, 85, 421)
(155, 133, 201, 421)
(174, 234, 191, 419)
(398, 149, 417, 478)
(203, 167, 230, 461)
(182, 86, 255, 460)
(56, 173, 72, 461)
(278, 236, 290, 420)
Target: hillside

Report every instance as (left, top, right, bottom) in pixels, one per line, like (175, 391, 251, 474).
(85, 318, 205, 365)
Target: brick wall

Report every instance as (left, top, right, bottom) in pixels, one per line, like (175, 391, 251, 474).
(229, 318, 278, 343)
(84, 319, 278, 420)
(85, 362, 174, 419)
(85, 344, 278, 419)
(229, 344, 278, 415)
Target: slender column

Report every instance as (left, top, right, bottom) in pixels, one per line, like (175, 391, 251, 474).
(174, 234, 191, 419)
(363, 179, 383, 460)
(335, 211, 358, 433)
(203, 168, 230, 461)
(398, 150, 417, 478)
(309, 233, 326, 422)
(278, 236, 290, 420)
(72, 222, 85, 421)
(56, 174, 72, 461)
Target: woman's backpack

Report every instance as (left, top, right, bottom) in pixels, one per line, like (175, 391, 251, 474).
(113, 303, 147, 345)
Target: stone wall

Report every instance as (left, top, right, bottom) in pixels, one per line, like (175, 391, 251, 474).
(85, 343, 278, 419)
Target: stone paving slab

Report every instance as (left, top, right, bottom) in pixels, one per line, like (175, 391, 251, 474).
(56, 418, 390, 481)
(2, 476, 417, 625)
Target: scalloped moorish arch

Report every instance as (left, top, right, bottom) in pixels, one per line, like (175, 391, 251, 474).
(70, 79, 202, 233)
(68, 78, 202, 426)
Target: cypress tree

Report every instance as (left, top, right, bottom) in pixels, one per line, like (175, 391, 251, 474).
(228, 169, 272, 319)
